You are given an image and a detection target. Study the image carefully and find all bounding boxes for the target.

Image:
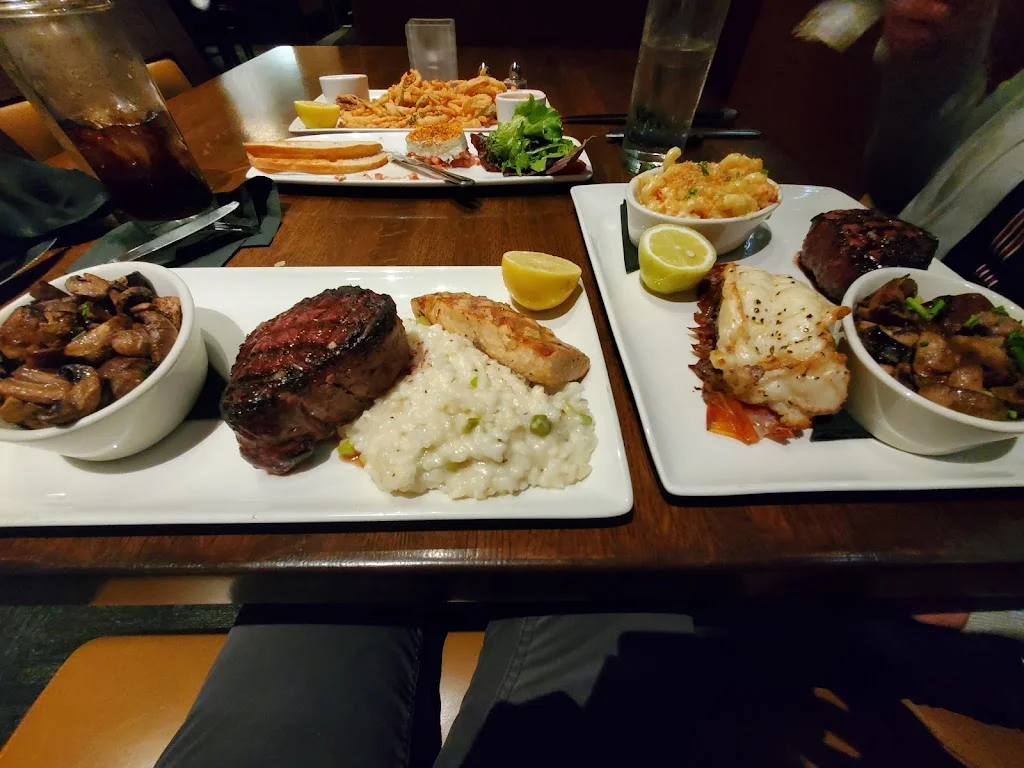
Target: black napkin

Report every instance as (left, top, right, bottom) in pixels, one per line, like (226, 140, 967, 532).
(0, 155, 111, 277)
(621, 202, 639, 273)
(68, 176, 281, 270)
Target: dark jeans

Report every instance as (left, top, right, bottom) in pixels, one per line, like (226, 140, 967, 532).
(156, 612, 1024, 768)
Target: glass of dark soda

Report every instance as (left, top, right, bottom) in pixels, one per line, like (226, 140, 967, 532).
(0, 0, 213, 222)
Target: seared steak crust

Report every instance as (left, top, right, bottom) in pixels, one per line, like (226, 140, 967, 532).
(221, 286, 411, 474)
(798, 209, 937, 302)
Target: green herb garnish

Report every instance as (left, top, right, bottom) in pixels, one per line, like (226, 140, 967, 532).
(687, 187, 698, 197)
(1006, 331, 1024, 373)
(906, 296, 946, 321)
(1009, 410, 1020, 420)
(337, 438, 358, 458)
(469, 375, 478, 388)
(416, 315, 431, 326)
(964, 313, 982, 329)
(78, 301, 92, 319)
(463, 416, 480, 434)
(992, 306, 1009, 316)
(699, 161, 710, 176)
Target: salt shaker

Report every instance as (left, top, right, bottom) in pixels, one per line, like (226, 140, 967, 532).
(503, 62, 527, 90)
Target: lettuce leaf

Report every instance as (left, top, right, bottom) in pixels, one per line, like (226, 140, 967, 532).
(475, 96, 577, 176)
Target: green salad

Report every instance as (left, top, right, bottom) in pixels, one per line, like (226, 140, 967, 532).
(471, 97, 582, 176)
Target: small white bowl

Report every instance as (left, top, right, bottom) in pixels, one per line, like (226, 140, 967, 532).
(319, 74, 370, 102)
(841, 267, 1024, 456)
(625, 169, 781, 253)
(495, 89, 547, 123)
(0, 262, 208, 461)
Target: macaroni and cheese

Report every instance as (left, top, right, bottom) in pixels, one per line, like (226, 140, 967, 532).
(634, 149, 779, 219)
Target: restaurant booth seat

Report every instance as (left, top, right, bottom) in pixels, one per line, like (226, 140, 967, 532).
(0, 58, 192, 161)
(0, 631, 486, 768)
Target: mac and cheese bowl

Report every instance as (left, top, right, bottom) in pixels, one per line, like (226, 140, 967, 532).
(625, 151, 782, 253)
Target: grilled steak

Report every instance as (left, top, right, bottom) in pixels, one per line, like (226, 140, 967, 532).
(221, 286, 411, 474)
(798, 209, 938, 303)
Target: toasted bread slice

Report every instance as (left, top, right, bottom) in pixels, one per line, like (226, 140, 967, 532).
(248, 152, 388, 176)
(243, 140, 382, 161)
(410, 292, 590, 388)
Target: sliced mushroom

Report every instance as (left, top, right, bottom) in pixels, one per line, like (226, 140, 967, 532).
(0, 397, 47, 429)
(0, 306, 80, 361)
(63, 315, 132, 364)
(113, 286, 155, 315)
(136, 311, 178, 363)
(109, 272, 154, 293)
(912, 331, 960, 377)
(917, 383, 1010, 421)
(78, 300, 113, 326)
(947, 365, 985, 391)
(28, 280, 70, 302)
(132, 296, 182, 329)
(0, 370, 72, 404)
(24, 348, 69, 369)
(65, 272, 112, 301)
(951, 335, 1018, 387)
(111, 326, 152, 357)
(99, 356, 157, 399)
(33, 297, 82, 314)
(37, 365, 102, 426)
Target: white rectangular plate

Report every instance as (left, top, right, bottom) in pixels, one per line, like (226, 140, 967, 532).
(247, 133, 591, 188)
(572, 183, 1024, 496)
(0, 267, 631, 526)
(287, 90, 510, 134)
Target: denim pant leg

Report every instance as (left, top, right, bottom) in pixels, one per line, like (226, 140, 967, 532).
(156, 621, 442, 768)
(435, 613, 697, 768)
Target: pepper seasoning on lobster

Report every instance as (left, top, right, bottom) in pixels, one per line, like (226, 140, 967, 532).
(692, 264, 852, 444)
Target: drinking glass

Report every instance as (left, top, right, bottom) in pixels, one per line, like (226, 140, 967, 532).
(405, 18, 458, 81)
(0, 0, 213, 222)
(621, 0, 731, 173)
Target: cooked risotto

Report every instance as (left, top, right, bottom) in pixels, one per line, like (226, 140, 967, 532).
(635, 149, 779, 218)
(339, 318, 597, 499)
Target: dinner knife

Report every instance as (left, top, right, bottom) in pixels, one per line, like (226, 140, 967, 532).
(562, 108, 739, 125)
(108, 201, 240, 264)
(0, 236, 59, 293)
(604, 128, 762, 142)
(387, 153, 475, 187)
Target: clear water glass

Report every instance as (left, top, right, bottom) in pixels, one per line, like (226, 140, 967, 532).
(622, 0, 731, 173)
(405, 18, 458, 81)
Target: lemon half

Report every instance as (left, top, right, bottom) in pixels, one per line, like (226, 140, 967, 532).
(638, 224, 717, 294)
(502, 251, 582, 311)
(294, 100, 341, 129)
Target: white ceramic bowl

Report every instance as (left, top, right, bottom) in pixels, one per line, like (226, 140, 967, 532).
(319, 73, 370, 102)
(841, 267, 1024, 456)
(495, 89, 547, 122)
(625, 169, 781, 253)
(0, 262, 207, 460)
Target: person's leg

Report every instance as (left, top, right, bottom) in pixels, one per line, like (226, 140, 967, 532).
(157, 613, 442, 768)
(435, 613, 697, 768)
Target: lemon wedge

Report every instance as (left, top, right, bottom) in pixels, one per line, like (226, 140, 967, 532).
(638, 224, 717, 294)
(502, 251, 582, 311)
(294, 100, 341, 129)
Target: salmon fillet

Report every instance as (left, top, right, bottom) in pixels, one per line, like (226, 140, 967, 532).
(410, 292, 590, 388)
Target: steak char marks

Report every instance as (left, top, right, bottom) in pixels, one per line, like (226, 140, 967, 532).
(221, 286, 410, 474)
(798, 209, 937, 303)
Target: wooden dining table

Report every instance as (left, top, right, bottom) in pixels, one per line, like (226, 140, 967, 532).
(3, 46, 1023, 608)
